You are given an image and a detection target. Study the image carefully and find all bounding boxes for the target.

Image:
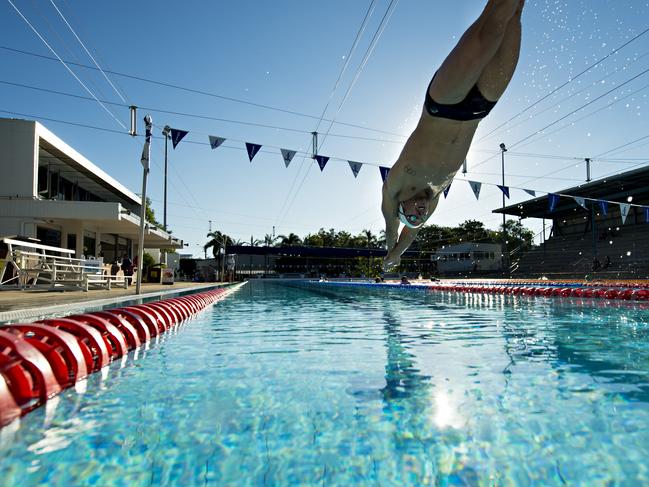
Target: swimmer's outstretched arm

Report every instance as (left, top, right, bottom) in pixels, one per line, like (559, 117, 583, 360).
(381, 182, 400, 251)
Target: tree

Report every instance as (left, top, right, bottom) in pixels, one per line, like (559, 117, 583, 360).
(456, 220, 493, 243)
(263, 234, 279, 247)
(204, 230, 233, 259)
(278, 233, 302, 246)
(145, 197, 158, 225)
(498, 219, 534, 253)
(357, 229, 378, 248)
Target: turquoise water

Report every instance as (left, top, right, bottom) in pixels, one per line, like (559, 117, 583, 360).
(2, 280, 649, 485)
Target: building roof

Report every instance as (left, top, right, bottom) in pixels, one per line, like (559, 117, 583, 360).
(35, 121, 141, 206)
(493, 164, 649, 219)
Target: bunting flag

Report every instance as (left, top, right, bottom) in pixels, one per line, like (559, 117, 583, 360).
(497, 185, 510, 199)
(443, 183, 452, 198)
(246, 142, 262, 162)
(573, 196, 587, 209)
(379, 166, 390, 183)
(280, 149, 296, 167)
(523, 189, 536, 197)
(170, 128, 188, 149)
(468, 180, 481, 200)
(140, 115, 152, 171)
(315, 155, 329, 171)
(619, 203, 631, 224)
(348, 160, 363, 178)
(599, 200, 608, 216)
(209, 135, 226, 149)
(548, 193, 560, 212)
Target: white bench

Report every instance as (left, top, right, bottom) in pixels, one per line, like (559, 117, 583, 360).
(0, 237, 137, 292)
(1, 238, 75, 289)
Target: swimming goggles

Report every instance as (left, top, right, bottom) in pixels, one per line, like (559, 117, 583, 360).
(398, 204, 426, 229)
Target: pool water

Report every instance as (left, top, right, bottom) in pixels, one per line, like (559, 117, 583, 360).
(1, 280, 649, 485)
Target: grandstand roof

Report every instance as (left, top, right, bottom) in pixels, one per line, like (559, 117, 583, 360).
(493, 164, 649, 219)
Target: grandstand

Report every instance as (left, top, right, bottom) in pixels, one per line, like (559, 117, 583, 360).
(494, 165, 649, 279)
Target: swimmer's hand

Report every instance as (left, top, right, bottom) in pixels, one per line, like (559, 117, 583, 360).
(383, 250, 401, 271)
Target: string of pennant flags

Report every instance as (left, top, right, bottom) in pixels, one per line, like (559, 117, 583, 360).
(163, 127, 649, 226)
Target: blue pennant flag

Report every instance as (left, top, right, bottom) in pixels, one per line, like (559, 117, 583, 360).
(280, 149, 296, 167)
(548, 193, 560, 212)
(315, 155, 329, 172)
(468, 181, 481, 200)
(443, 183, 452, 198)
(170, 128, 188, 149)
(599, 200, 608, 216)
(379, 166, 390, 183)
(645, 207, 649, 223)
(245, 142, 262, 162)
(497, 185, 510, 199)
(348, 160, 363, 178)
(209, 135, 226, 149)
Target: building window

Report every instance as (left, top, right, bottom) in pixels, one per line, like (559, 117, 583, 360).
(36, 226, 61, 248)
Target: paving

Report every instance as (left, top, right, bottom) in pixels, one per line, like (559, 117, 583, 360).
(0, 281, 225, 323)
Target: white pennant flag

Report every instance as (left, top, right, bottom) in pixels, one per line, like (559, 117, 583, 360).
(620, 203, 631, 224)
(280, 149, 296, 168)
(573, 196, 587, 209)
(347, 160, 363, 178)
(523, 189, 536, 197)
(468, 180, 482, 200)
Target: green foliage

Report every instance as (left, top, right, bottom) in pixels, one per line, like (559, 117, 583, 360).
(278, 233, 302, 246)
(302, 228, 383, 248)
(145, 197, 158, 225)
(498, 219, 535, 253)
(353, 257, 383, 278)
(204, 230, 234, 259)
(142, 252, 155, 269)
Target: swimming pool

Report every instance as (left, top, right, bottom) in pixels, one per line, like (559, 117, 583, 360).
(1, 280, 649, 485)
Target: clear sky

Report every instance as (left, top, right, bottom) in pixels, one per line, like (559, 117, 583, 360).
(2, 0, 648, 257)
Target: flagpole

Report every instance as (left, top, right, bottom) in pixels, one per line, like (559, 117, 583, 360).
(137, 114, 152, 295)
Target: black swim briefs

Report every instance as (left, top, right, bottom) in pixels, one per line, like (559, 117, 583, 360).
(424, 78, 497, 121)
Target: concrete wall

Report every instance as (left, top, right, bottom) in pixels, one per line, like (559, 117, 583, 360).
(0, 119, 37, 198)
(0, 217, 24, 239)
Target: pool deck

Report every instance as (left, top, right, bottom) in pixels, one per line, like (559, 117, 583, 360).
(0, 281, 225, 323)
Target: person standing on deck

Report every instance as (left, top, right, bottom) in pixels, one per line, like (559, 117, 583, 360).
(382, 0, 525, 269)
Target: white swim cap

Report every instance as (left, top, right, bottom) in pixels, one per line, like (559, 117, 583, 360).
(398, 204, 426, 229)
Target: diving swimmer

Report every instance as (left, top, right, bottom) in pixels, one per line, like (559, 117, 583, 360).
(382, 0, 524, 269)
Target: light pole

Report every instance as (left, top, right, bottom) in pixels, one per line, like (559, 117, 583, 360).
(500, 142, 508, 275)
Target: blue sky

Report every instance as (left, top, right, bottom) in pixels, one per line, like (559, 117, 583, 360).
(2, 0, 649, 256)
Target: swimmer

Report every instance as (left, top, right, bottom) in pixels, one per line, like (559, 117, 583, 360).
(382, 0, 524, 270)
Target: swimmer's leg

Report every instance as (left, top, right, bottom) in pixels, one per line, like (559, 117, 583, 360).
(428, 0, 522, 104)
(477, 0, 524, 101)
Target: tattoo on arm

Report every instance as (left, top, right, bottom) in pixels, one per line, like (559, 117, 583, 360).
(404, 165, 416, 176)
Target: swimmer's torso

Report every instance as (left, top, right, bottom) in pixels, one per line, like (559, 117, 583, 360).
(387, 114, 480, 202)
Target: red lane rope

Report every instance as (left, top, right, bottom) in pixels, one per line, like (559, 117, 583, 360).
(0, 286, 235, 428)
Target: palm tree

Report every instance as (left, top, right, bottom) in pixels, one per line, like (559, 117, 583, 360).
(203, 230, 232, 281)
(204, 230, 232, 258)
(278, 233, 302, 246)
(360, 229, 378, 248)
(263, 234, 279, 247)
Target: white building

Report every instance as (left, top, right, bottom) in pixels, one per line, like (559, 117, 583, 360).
(432, 242, 502, 274)
(0, 118, 182, 263)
